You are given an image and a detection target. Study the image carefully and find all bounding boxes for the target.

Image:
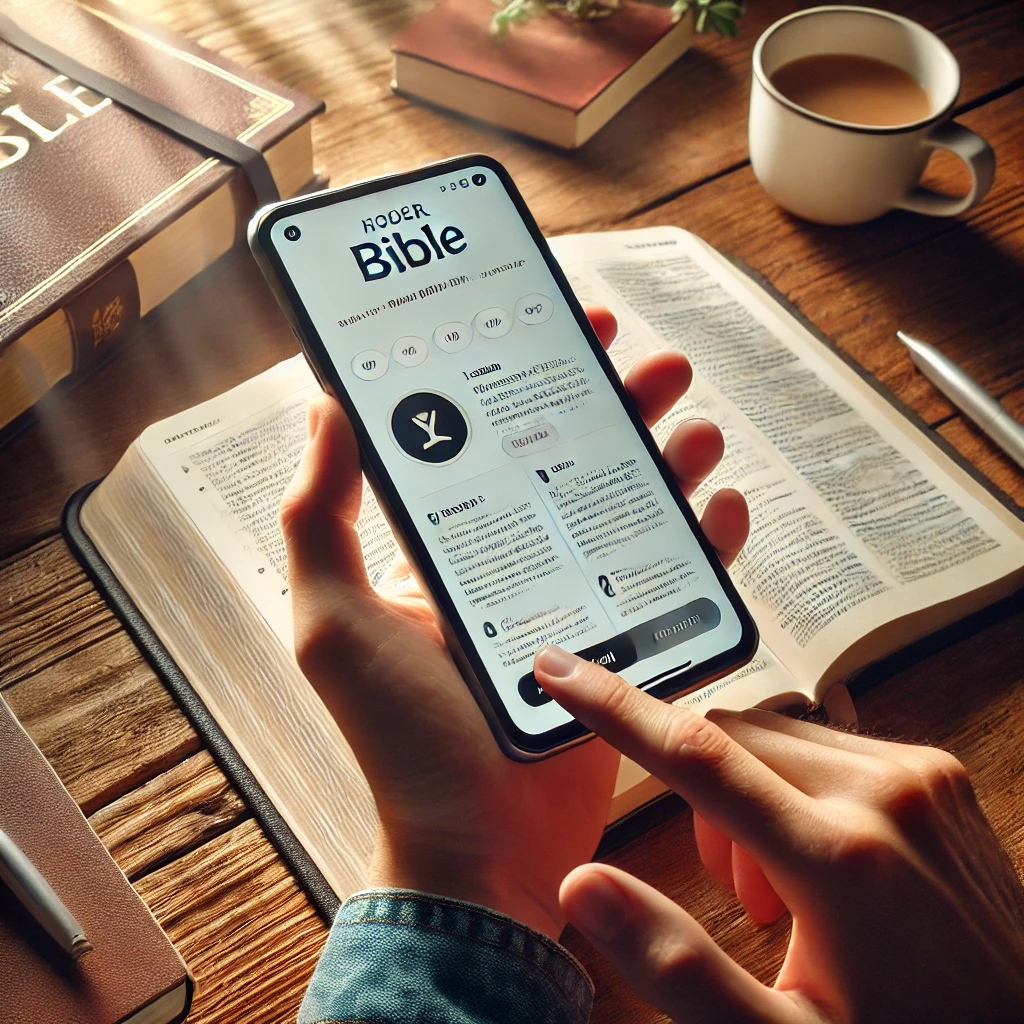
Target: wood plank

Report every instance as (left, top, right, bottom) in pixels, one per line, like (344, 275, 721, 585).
(566, 807, 791, 1024)
(852, 597, 1024, 863)
(2, 0, 1023, 557)
(88, 750, 249, 880)
(937, 384, 1024, 506)
(126, 0, 1024, 233)
(134, 818, 327, 1024)
(0, 250, 298, 560)
(4, 630, 200, 814)
(0, 533, 120, 687)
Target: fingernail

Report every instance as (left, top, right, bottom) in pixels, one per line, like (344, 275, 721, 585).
(535, 645, 579, 680)
(571, 872, 627, 943)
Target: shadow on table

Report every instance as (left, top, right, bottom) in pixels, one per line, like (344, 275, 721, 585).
(787, 207, 1024, 398)
(850, 589, 1024, 740)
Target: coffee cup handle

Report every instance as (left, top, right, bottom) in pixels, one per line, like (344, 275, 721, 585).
(894, 121, 996, 217)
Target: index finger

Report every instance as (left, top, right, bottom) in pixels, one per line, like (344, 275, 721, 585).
(534, 647, 818, 871)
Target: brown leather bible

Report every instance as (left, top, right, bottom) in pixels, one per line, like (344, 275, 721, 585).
(0, 693, 192, 1024)
(0, 0, 323, 437)
(391, 0, 693, 148)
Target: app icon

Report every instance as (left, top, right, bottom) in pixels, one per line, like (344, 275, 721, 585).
(389, 390, 471, 465)
(473, 307, 511, 339)
(352, 349, 388, 381)
(392, 336, 428, 367)
(515, 293, 553, 325)
(434, 321, 471, 353)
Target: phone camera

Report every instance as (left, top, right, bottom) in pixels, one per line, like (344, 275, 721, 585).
(472, 173, 486, 186)
(283, 225, 301, 241)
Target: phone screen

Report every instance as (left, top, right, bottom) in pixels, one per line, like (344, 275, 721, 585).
(256, 158, 754, 753)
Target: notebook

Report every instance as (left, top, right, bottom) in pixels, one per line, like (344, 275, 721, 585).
(0, 693, 192, 1024)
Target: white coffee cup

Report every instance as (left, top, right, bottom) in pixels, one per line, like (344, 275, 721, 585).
(749, 6, 995, 225)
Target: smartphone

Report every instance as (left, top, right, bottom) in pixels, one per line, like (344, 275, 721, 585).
(248, 154, 757, 760)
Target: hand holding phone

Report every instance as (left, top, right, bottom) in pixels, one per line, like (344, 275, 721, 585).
(278, 303, 749, 938)
(250, 155, 757, 759)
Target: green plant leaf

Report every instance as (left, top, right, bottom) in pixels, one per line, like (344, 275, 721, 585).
(490, 0, 547, 36)
(489, 0, 743, 37)
(706, 2, 742, 36)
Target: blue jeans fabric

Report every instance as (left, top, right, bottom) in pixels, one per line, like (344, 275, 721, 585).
(298, 889, 593, 1024)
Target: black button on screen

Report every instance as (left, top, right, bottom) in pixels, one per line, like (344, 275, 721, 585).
(518, 633, 638, 708)
(518, 673, 553, 707)
(575, 633, 637, 674)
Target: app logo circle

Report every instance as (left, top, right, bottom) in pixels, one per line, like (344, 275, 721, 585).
(472, 173, 486, 186)
(473, 306, 511, 339)
(283, 225, 301, 241)
(392, 336, 428, 367)
(433, 321, 471, 353)
(389, 390, 471, 466)
(352, 349, 388, 381)
(515, 293, 553, 325)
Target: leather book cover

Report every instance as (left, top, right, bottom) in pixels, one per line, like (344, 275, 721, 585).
(0, 693, 192, 1024)
(391, 0, 678, 110)
(0, 0, 322, 361)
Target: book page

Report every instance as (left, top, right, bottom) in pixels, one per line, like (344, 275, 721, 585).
(139, 356, 398, 648)
(550, 227, 1024, 693)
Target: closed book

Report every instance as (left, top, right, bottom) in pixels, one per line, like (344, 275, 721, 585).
(0, 693, 192, 1024)
(391, 0, 694, 148)
(0, 0, 323, 437)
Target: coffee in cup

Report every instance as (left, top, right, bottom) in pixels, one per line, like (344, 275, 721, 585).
(748, 6, 995, 225)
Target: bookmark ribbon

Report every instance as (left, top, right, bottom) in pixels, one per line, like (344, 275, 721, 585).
(0, 8, 281, 206)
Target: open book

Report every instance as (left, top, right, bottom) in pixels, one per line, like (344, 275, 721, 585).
(71, 227, 1024, 903)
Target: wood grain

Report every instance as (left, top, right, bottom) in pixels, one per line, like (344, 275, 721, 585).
(0, 534, 120, 688)
(4, 630, 200, 814)
(88, 750, 248, 880)
(134, 818, 327, 1024)
(81, 449, 378, 900)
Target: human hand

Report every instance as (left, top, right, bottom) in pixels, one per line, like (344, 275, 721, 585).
(537, 653, 1024, 1021)
(280, 304, 749, 940)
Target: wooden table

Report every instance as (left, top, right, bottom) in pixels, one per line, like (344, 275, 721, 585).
(2, 1, 1022, 1021)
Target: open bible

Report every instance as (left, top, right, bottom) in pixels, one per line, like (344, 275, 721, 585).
(70, 227, 1024, 905)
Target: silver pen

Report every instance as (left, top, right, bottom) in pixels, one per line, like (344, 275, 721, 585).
(898, 331, 1024, 470)
(0, 826, 92, 960)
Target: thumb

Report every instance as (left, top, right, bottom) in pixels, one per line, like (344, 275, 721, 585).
(560, 864, 798, 1024)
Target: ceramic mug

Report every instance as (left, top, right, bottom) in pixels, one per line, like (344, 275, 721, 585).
(748, 6, 995, 225)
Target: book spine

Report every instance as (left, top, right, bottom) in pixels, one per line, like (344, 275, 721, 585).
(65, 260, 141, 377)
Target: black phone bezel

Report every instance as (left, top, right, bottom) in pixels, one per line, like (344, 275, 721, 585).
(249, 153, 759, 758)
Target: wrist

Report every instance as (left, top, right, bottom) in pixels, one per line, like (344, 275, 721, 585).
(368, 839, 565, 940)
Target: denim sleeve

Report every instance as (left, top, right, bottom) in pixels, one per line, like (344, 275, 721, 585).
(298, 888, 593, 1024)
